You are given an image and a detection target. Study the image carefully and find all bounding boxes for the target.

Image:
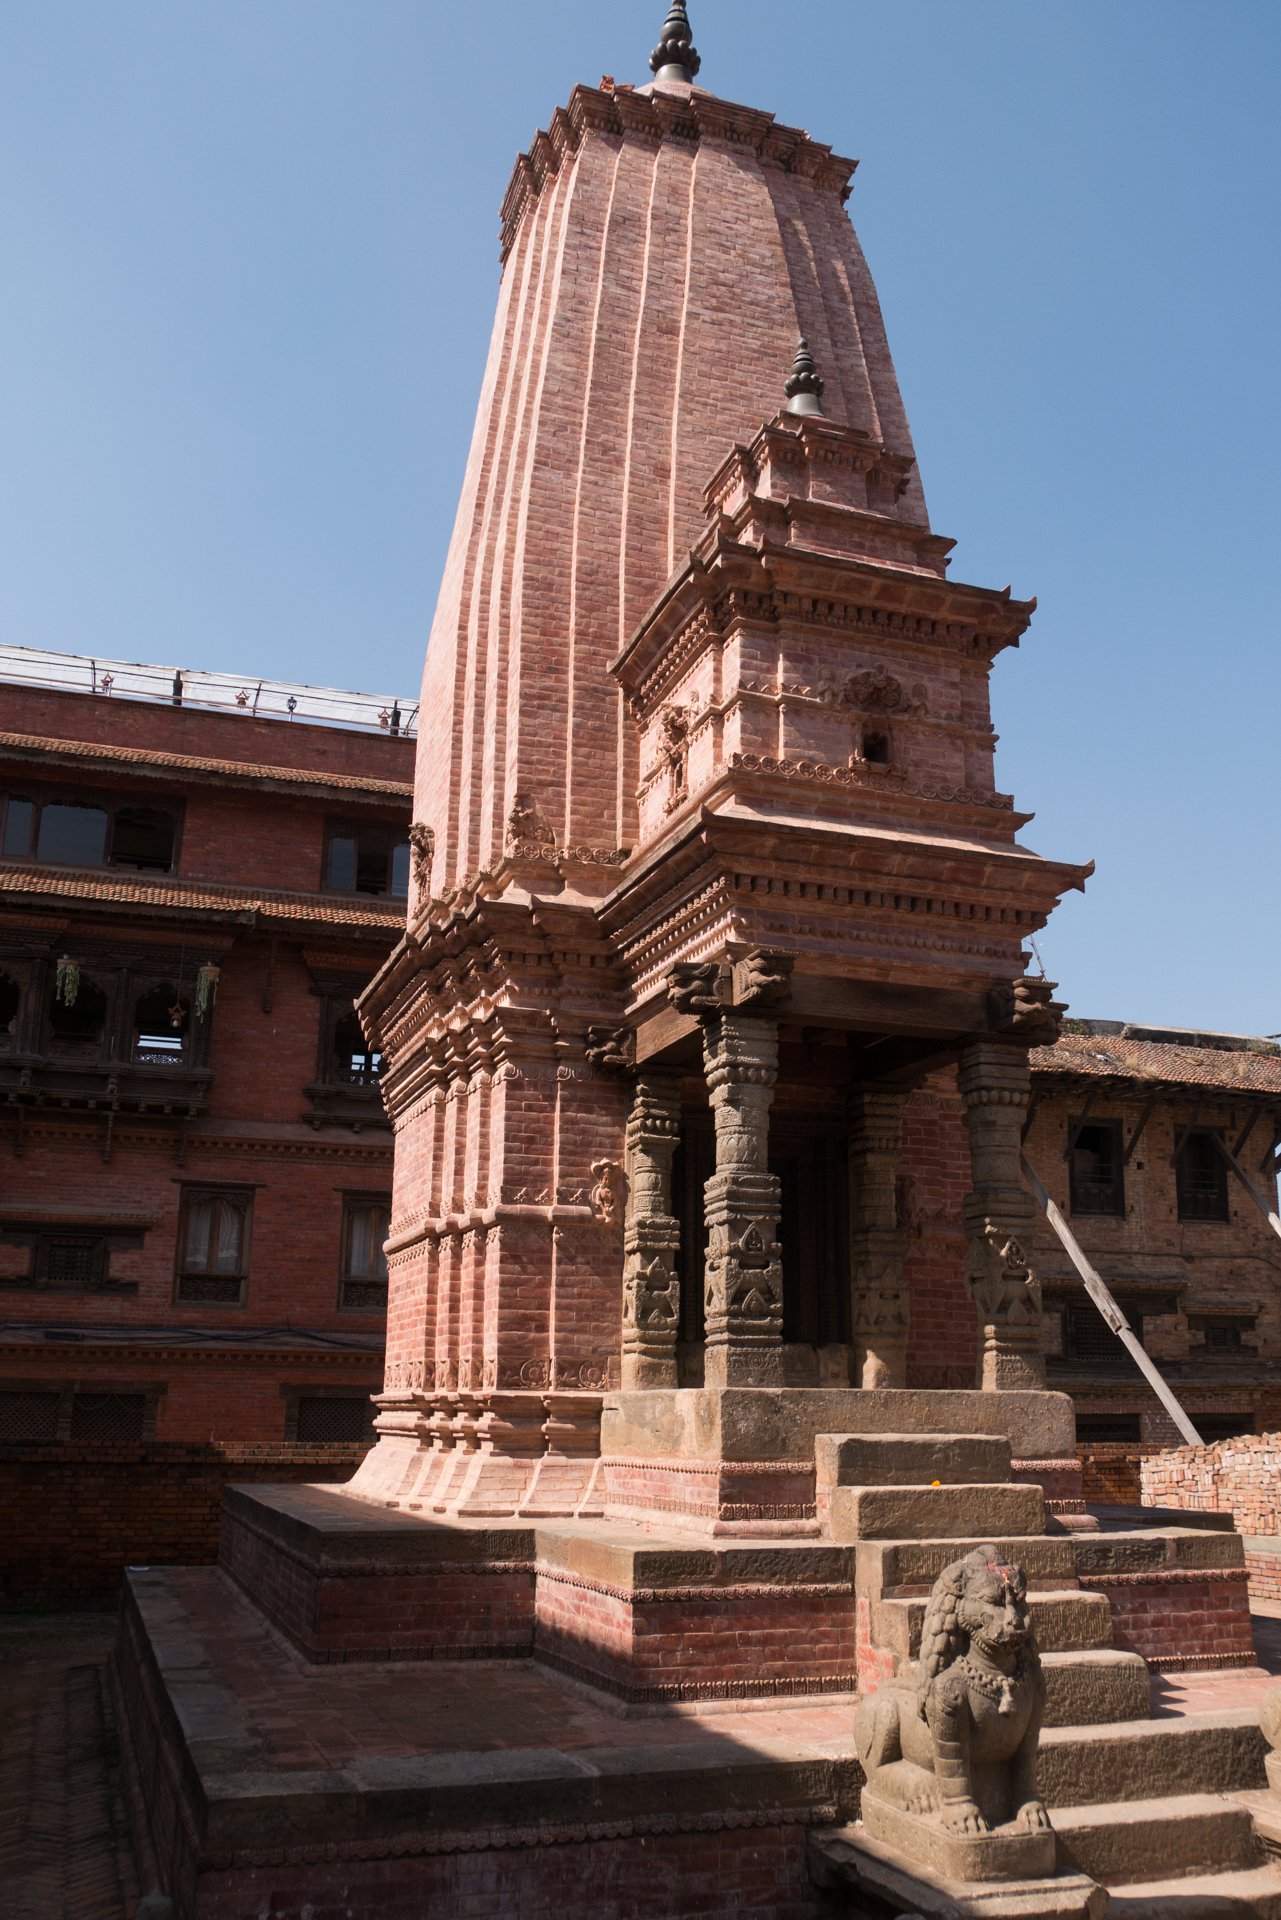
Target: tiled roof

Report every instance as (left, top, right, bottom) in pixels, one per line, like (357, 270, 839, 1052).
(1030, 1031, 1281, 1096)
(0, 729, 413, 800)
(0, 862, 405, 930)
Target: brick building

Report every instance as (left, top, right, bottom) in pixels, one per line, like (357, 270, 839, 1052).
(0, 645, 414, 1443)
(1023, 1019, 1281, 1446)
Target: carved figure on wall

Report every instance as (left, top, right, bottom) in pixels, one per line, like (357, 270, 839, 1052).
(506, 792, 556, 849)
(584, 1026, 632, 1078)
(590, 1159, 624, 1225)
(988, 974, 1066, 1041)
(848, 665, 905, 713)
(658, 702, 690, 813)
(667, 960, 722, 1017)
(732, 948, 794, 1014)
(408, 821, 435, 893)
(854, 1549, 1050, 1848)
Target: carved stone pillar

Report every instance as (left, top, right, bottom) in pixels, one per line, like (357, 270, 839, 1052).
(847, 1085, 909, 1388)
(621, 1072, 683, 1390)
(702, 1009, 784, 1387)
(958, 1038, 1044, 1390)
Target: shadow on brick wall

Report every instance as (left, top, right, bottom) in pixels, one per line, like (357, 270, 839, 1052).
(0, 1441, 370, 1609)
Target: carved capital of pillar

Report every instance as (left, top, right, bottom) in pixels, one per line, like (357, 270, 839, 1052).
(847, 1084, 909, 1387)
(622, 1071, 683, 1390)
(958, 1038, 1044, 1390)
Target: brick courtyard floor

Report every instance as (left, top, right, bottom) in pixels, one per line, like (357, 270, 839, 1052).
(0, 1612, 140, 1920)
(5, 1599, 1281, 1920)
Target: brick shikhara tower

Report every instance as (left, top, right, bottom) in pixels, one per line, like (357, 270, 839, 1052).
(352, 4, 1090, 1520)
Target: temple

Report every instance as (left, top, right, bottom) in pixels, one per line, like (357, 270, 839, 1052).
(112, 10, 1281, 1916)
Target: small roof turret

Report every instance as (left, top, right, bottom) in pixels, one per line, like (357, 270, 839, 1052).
(783, 339, 826, 417)
(650, 2, 701, 84)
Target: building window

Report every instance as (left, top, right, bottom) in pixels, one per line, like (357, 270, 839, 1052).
(282, 1387, 376, 1442)
(1069, 1119, 1124, 1216)
(0, 787, 180, 872)
(46, 974, 109, 1055)
(0, 1222, 145, 1296)
(1176, 1131, 1230, 1223)
(323, 820, 411, 898)
(862, 729, 890, 766)
(175, 1188, 253, 1305)
(132, 982, 190, 1065)
(340, 1196, 390, 1311)
(0, 1381, 162, 1440)
(69, 1392, 147, 1441)
(0, 1389, 60, 1439)
(1045, 1294, 1172, 1370)
(1075, 1414, 1142, 1444)
(330, 1009, 381, 1086)
(0, 971, 20, 1054)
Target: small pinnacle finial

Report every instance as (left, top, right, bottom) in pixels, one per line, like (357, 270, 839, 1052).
(784, 339, 826, 417)
(650, 1, 701, 83)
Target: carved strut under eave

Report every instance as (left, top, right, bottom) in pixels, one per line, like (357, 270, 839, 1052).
(650, 1, 701, 82)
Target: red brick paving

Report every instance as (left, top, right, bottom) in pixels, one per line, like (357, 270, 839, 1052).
(0, 1613, 139, 1920)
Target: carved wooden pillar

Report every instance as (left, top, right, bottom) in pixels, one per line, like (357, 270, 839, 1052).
(958, 1037, 1045, 1390)
(621, 1071, 683, 1390)
(702, 1008, 783, 1386)
(847, 1085, 909, 1387)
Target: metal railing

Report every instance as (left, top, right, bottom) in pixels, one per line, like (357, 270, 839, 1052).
(0, 643, 418, 738)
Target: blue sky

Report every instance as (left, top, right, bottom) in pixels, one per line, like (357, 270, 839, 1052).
(1, 2, 1278, 1032)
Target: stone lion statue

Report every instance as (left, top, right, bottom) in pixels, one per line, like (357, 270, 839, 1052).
(854, 1546, 1050, 1838)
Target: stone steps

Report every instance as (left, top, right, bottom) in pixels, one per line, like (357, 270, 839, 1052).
(815, 1430, 1013, 1487)
(1040, 1650, 1149, 1727)
(1051, 1791, 1262, 1882)
(825, 1480, 1045, 1542)
(1105, 1865, 1281, 1917)
(874, 1586, 1113, 1659)
(1037, 1709, 1268, 1808)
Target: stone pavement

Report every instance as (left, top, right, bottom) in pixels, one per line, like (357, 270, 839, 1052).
(6, 1599, 1281, 1919)
(0, 1612, 140, 1920)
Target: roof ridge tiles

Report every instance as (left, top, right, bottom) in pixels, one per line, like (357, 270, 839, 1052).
(0, 728, 412, 799)
(0, 861, 406, 928)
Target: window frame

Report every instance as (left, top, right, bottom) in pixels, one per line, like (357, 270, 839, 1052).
(281, 1383, 378, 1443)
(173, 1184, 256, 1307)
(321, 817, 411, 900)
(337, 1190, 391, 1312)
(0, 1377, 164, 1441)
(1, 784, 183, 874)
(1068, 1116, 1126, 1217)
(1176, 1129, 1231, 1224)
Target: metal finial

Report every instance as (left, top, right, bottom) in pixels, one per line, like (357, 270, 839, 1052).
(650, 1, 701, 83)
(783, 338, 826, 417)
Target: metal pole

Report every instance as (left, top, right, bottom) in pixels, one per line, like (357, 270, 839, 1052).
(1020, 1151, 1203, 1448)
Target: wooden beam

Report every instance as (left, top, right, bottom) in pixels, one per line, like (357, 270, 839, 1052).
(1062, 1089, 1096, 1161)
(1231, 1110, 1260, 1161)
(632, 1003, 701, 1068)
(1209, 1133, 1281, 1248)
(1021, 1151, 1203, 1448)
(787, 974, 988, 1038)
(1122, 1094, 1158, 1167)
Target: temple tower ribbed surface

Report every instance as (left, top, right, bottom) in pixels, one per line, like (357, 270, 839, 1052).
(417, 80, 927, 894)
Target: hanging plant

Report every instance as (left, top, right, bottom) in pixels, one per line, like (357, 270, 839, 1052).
(54, 955, 80, 1007)
(195, 962, 220, 1017)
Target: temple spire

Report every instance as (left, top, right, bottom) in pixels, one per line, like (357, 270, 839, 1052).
(783, 338, 826, 417)
(649, 1, 701, 83)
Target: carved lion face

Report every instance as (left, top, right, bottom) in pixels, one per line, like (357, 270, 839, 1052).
(956, 1559, 1032, 1660)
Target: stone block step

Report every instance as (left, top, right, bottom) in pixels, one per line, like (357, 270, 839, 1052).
(874, 1587, 1113, 1660)
(825, 1481, 1044, 1542)
(1040, 1651, 1149, 1728)
(860, 1532, 1080, 1594)
(1051, 1792, 1262, 1883)
(815, 1430, 1012, 1488)
(1105, 1866, 1281, 1918)
(1037, 1709, 1268, 1808)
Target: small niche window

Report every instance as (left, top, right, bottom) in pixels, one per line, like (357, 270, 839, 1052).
(132, 983, 190, 1065)
(340, 1195, 390, 1311)
(47, 975, 108, 1051)
(331, 1009, 381, 1085)
(285, 1391, 376, 1443)
(0, 788, 179, 872)
(862, 730, 890, 766)
(1187, 1312, 1255, 1354)
(1069, 1119, 1125, 1216)
(175, 1188, 253, 1305)
(0, 972, 20, 1053)
(1176, 1131, 1230, 1223)
(324, 820, 411, 898)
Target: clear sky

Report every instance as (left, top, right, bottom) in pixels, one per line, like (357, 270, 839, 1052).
(1, 2, 1278, 1033)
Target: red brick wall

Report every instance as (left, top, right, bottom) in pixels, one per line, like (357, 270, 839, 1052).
(1140, 1432, 1281, 1536)
(1077, 1443, 1160, 1504)
(1080, 1571, 1257, 1671)
(0, 1441, 368, 1607)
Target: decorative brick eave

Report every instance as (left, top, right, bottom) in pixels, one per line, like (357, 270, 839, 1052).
(0, 1206, 159, 1228)
(0, 1342, 383, 1370)
(0, 729, 413, 806)
(0, 862, 407, 932)
(498, 83, 858, 266)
